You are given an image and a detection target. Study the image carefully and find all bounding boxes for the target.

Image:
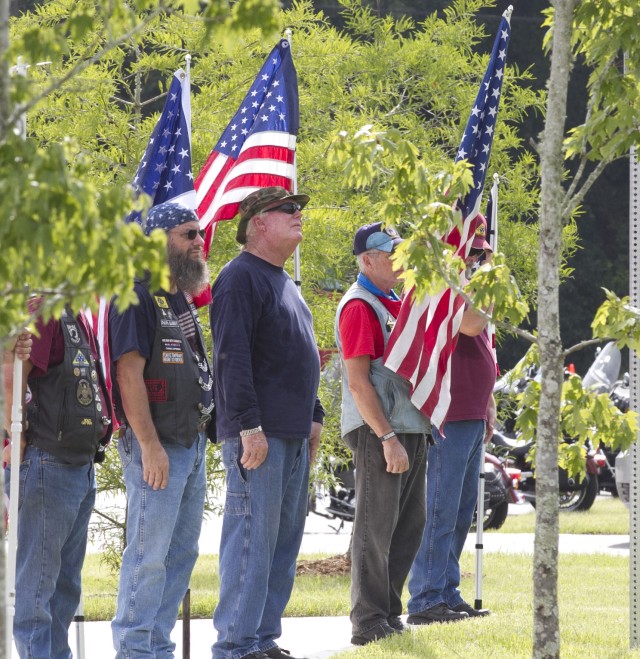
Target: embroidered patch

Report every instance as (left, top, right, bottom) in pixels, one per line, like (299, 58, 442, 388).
(145, 379, 167, 402)
(65, 323, 81, 345)
(80, 418, 93, 426)
(154, 295, 169, 309)
(76, 379, 93, 406)
(162, 351, 184, 364)
(72, 351, 90, 367)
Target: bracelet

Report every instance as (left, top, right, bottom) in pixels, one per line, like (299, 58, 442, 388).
(379, 431, 396, 442)
(240, 426, 263, 438)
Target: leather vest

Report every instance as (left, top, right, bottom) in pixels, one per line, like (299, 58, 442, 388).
(142, 291, 214, 448)
(335, 283, 431, 437)
(26, 311, 109, 465)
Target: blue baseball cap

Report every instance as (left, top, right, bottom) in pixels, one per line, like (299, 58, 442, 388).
(353, 222, 403, 255)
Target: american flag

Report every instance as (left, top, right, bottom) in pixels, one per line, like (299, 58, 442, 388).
(194, 38, 299, 251)
(384, 7, 512, 430)
(129, 66, 196, 224)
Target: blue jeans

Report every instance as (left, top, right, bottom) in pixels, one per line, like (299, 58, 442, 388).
(212, 436, 309, 659)
(112, 428, 207, 658)
(408, 420, 485, 613)
(5, 446, 96, 659)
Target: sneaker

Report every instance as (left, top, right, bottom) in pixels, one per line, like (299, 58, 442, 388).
(407, 602, 469, 625)
(264, 648, 307, 659)
(351, 621, 397, 645)
(387, 615, 407, 632)
(452, 601, 491, 617)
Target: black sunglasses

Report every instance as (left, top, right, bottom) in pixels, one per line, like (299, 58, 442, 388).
(182, 228, 206, 241)
(263, 202, 302, 215)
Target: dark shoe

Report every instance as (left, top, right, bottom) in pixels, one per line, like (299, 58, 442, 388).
(264, 648, 307, 659)
(407, 603, 469, 625)
(452, 601, 491, 617)
(351, 621, 397, 645)
(387, 615, 407, 632)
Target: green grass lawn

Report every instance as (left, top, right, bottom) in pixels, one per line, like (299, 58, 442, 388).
(83, 550, 635, 657)
(82, 495, 635, 657)
(491, 494, 629, 535)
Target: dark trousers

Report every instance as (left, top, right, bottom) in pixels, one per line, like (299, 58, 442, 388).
(344, 426, 428, 633)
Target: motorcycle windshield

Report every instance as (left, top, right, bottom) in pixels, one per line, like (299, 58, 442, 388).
(582, 341, 621, 393)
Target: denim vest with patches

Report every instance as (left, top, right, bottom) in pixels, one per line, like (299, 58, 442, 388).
(334, 282, 430, 437)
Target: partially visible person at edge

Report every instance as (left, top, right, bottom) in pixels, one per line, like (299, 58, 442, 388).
(3, 304, 113, 659)
(335, 222, 430, 646)
(211, 186, 324, 659)
(407, 214, 497, 624)
(109, 202, 215, 657)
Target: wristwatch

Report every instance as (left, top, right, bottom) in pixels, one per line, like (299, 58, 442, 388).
(240, 426, 263, 438)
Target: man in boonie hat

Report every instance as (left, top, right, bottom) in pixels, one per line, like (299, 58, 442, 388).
(211, 186, 324, 659)
(235, 185, 310, 246)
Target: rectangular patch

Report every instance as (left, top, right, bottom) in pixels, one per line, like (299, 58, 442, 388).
(162, 351, 184, 365)
(145, 379, 167, 402)
(160, 319, 179, 328)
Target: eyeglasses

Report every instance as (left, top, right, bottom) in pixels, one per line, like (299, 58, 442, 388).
(263, 202, 302, 215)
(182, 229, 206, 241)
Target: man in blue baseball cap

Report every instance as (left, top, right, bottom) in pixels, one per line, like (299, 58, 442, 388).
(335, 221, 430, 646)
(110, 200, 215, 657)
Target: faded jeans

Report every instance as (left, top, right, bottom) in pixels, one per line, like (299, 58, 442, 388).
(408, 420, 485, 613)
(112, 428, 207, 658)
(5, 446, 96, 659)
(212, 436, 309, 659)
(344, 426, 427, 634)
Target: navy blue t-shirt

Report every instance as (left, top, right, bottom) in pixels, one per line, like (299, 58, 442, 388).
(211, 251, 324, 440)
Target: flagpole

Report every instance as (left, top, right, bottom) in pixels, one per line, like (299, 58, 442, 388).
(284, 28, 302, 290)
(6, 56, 28, 659)
(474, 173, 499, 611)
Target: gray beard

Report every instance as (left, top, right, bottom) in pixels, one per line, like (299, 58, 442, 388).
(168, 246, 210, 296)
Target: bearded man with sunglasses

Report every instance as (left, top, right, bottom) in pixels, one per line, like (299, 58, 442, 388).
(109, 201, 214, 657)
(407, 214, 497, 625)
(211, 187, 324, 659)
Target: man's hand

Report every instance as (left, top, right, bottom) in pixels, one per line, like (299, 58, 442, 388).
(3, 438, 26, 466)
(309, 421, 323, 465)
(241, 431, 269, 469)
(140, 439, 169, 490)
(13, 332, 33, 361)
(382, 437, 409, 474)
(484, 395, 497, 444)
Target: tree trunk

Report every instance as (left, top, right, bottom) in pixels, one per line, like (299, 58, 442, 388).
(534, 2, 576, 657)
(0, 0, 8, 141)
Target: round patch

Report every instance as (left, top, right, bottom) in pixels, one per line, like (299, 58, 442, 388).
(77, 379, 93, 406)
(74, 368, 81, 377)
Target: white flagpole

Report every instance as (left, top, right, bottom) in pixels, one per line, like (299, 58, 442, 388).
(6, 56, 28, 659)
(284, 28, 302, 292)
(474, 173, 499, 610)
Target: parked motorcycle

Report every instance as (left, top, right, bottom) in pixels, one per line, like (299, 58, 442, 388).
(308, 460, 355, 532)
(309, 453, 520, 532)
(473, 451, 523, 530)
(491, 342, 624, 512)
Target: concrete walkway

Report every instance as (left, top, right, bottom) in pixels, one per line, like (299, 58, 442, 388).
(18, 501, 630, 658)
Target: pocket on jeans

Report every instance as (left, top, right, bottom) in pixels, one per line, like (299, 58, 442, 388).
(117, 433, 132, 469)
(17, 460, 30, 511)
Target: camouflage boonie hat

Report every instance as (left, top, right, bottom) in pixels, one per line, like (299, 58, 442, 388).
(236, 186, 310, 244)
